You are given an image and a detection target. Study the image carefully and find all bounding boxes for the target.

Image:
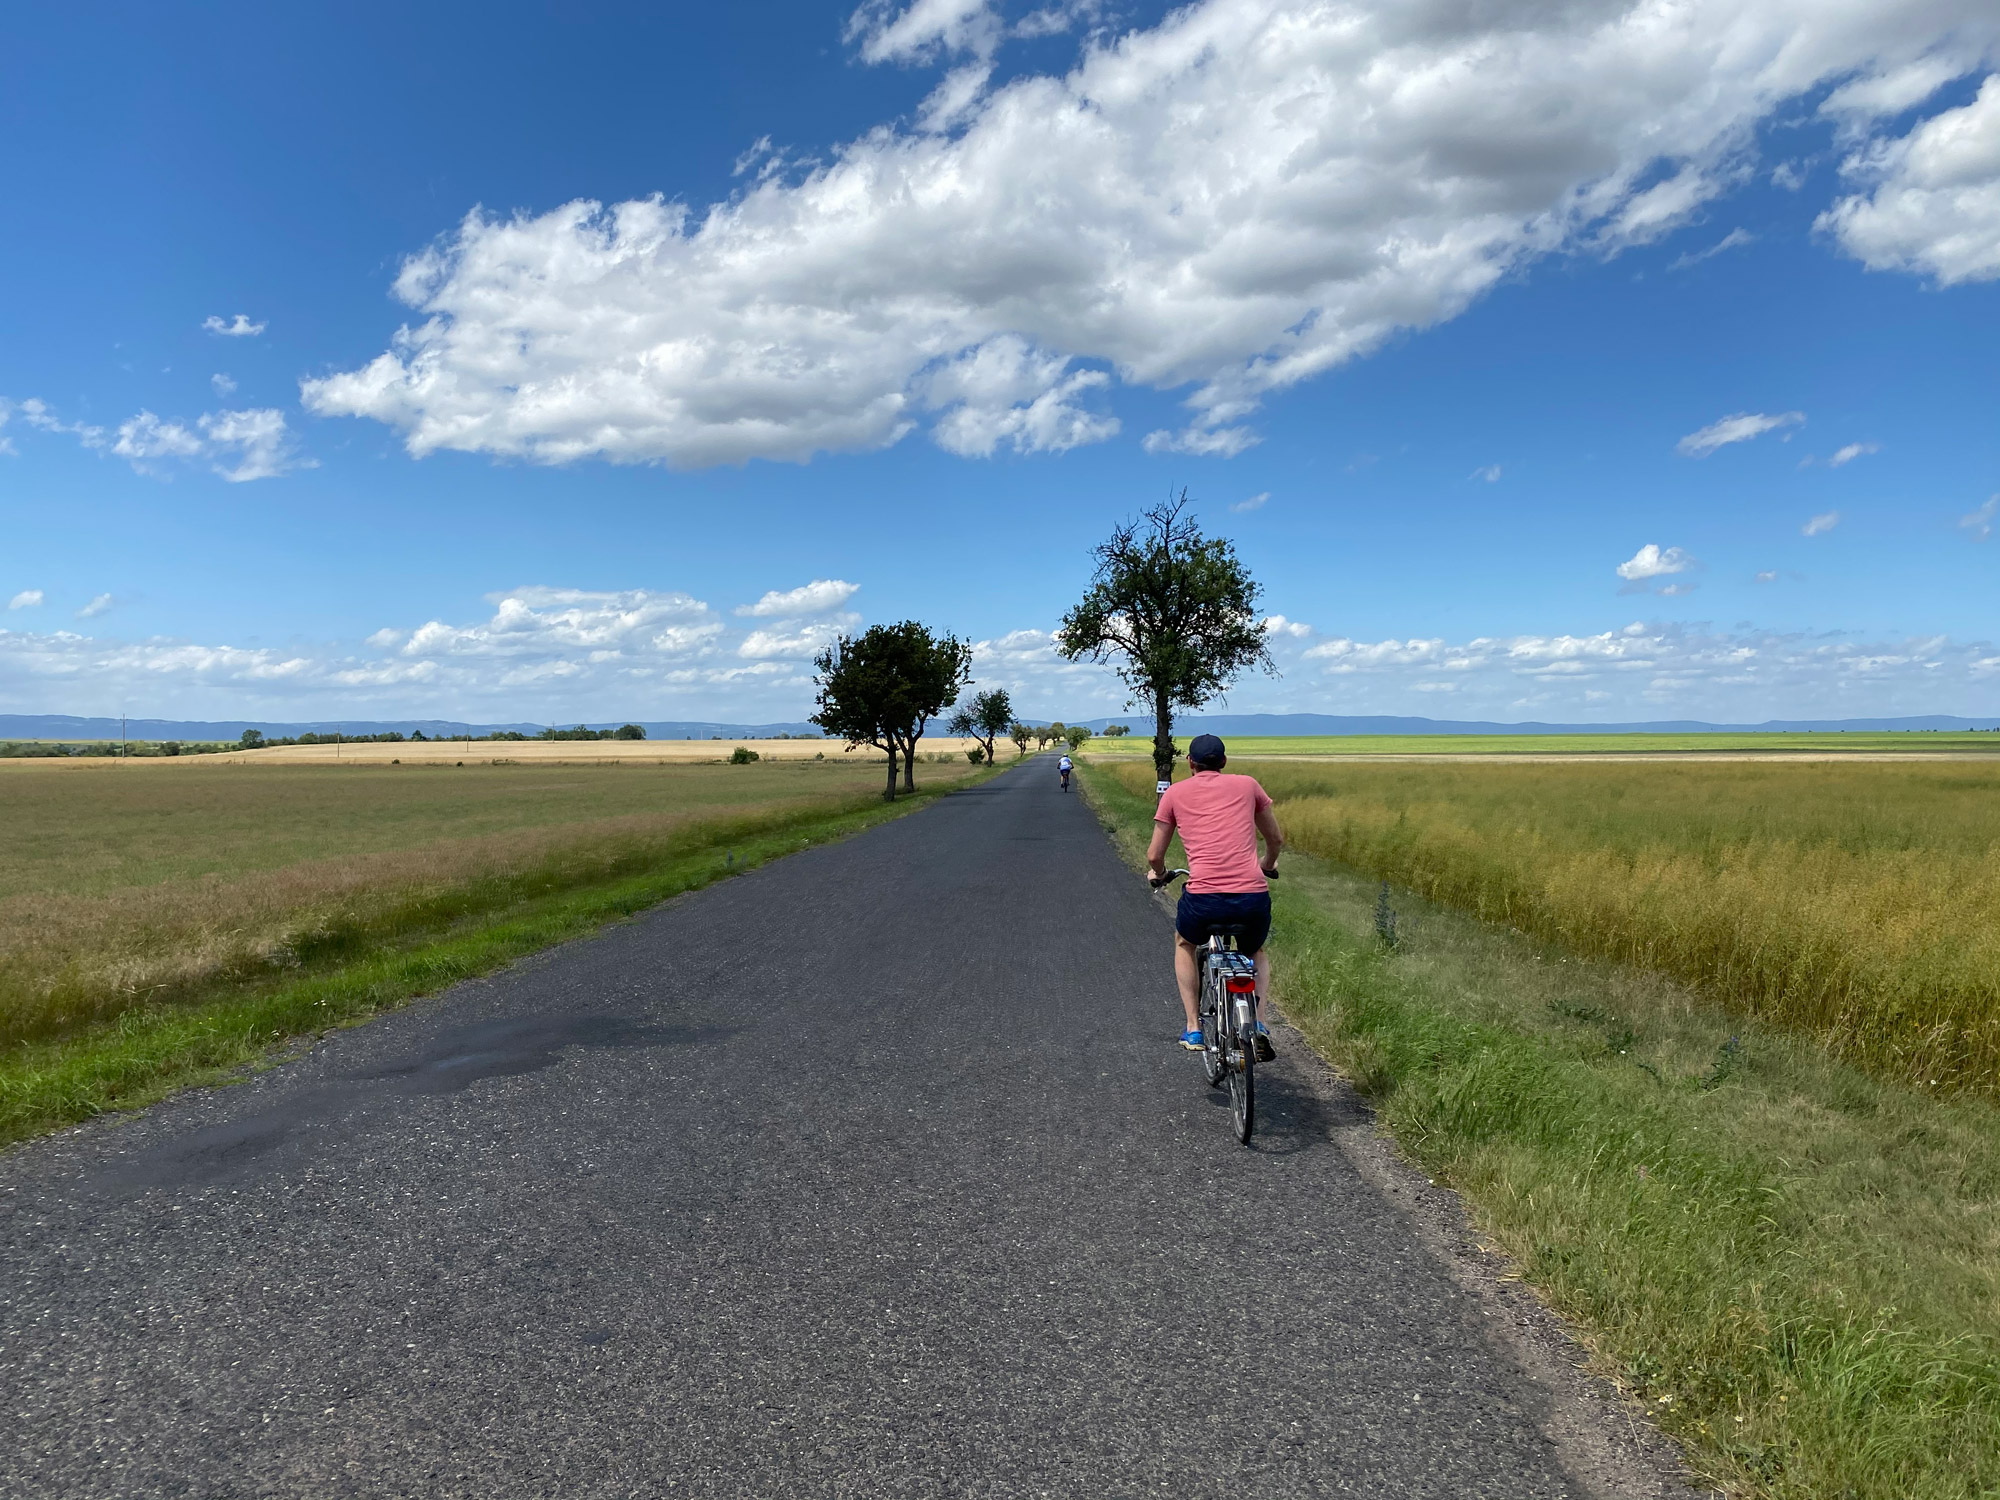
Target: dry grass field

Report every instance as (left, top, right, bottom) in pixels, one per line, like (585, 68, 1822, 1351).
(1107, 757, 2000, 1092)
(0, 756, 981, 1057)
(1083, 731, 2000, 759)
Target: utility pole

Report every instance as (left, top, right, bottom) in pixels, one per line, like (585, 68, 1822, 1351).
(120, 710, 127, 763)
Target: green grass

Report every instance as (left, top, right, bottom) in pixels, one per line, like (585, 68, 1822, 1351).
(0, 759, 982, 1145)
(1082, 732, 2000, 757)
(1081, 763, 2000, 1499)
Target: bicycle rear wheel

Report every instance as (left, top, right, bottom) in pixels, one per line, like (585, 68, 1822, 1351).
(1198, 971, 1226, 1088)
(1228, 1021, 1255, 1144)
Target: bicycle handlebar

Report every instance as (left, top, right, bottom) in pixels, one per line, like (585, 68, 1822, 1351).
(1149, 866, 1280, 888)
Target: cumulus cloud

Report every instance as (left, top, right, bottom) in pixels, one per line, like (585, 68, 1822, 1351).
(1281, 622, 2000, 718)
(8, 590, 43, 610)
(198, 408, 307, 482)
(211, 373, 237, 397)
(112, 412, 204, 469)
(1963, 494, 1998, 540)
(738, 579, 861, 617)
(1230, 491, 1269, 513)
(1803, 510, 1841, 536)
(847, 0, 1003, 64)
(1829, 442, 1879, 466)
(302, 0, 2000, 471)
(6, 396, 306, 481)
(1616, 544, 1697, 584)
(1820, 74, 2000, 285)
(203, 314, 266, 337)
(1677, 410, 1805, 456)
(1262, 614, 1311, 638)
(77, 594, 114, 619)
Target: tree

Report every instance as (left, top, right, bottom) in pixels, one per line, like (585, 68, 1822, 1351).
(1065, 725, 1094, 752)
(1058, 490, 1275, 783)
(1103, 723, 1130, 737)
(1009, 721, 1032, 758)
(613, 723, 646, 740)
(946, 687, 1013, 768)
(812, 621, 973, 799)
(238, 729, 264, 749)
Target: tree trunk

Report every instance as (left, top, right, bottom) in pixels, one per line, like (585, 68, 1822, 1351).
(1152, 689, 1176, 784)
(901, 730, 917, 793)
(883, 741, 899, 800)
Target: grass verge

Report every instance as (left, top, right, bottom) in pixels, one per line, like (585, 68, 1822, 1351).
(1, 776, 976, 1148)
(1080, 764, 2000, 1500)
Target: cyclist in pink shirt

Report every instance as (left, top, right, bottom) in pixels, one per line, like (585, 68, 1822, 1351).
(1146, 734, 1283, 1057)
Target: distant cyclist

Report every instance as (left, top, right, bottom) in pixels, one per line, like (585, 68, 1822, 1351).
(1146, 734, 1281, 1057)
(1057, 752, 1073, 791)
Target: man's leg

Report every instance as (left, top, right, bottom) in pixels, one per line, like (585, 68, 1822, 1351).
(1174, 933, 1201, 1032)
(1251, 947, 1271, 1006)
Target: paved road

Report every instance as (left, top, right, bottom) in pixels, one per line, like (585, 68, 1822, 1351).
(3, 761, 1626, 1498)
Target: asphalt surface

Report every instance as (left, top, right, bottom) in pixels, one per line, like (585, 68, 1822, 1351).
(3, 759, 1612, 1499)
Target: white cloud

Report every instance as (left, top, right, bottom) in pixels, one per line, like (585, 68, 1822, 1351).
(7, 397, 106, 447)
(1262, 614, 1311, 638)
(926, 337, 1118, 456)
(1279, 622, 2000, 719)
(7, 396, 305, 481)
(1963, 494, 1998, 540)
(1771, 160, 1808, 190)
(8, 590, 43, 610)
(1616, 544, 1696, 582)
(1803, 510, 1841, 536)
(1676, 410, 1805, 457)
(1820, 74, 2000, 285)
(1668, 227, 1755, 270)
(1755, 570, 1780, 582)
(1469, 465, 1502, 483)
(302, 1, 2000, 471)
(1230, 491, 1269, 513)
(203, 314, 267, 337)
(198, 408, 307, 482)
(1142, 425, 1260, 459)
(1828, 442, 1879, 466)
(112, 412, 204, 468)
(847, 0, 1002, 64)
(211, 373, 237, 397)
(77, 594, 114, 619)
(738, 579, 861, 617)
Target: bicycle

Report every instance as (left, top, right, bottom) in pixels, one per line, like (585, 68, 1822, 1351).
(1152, 867, 1268, 1144)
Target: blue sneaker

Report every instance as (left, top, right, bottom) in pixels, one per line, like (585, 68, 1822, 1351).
(1179, 1028, 1205, 1050)
(1254, 1021, 1275, 1061)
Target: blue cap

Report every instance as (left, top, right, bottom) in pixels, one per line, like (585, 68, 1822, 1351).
(1188, 733, 1225, 765)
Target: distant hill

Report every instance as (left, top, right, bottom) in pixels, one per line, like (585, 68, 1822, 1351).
(1062, 712, 2000, 735)
(9, 710, 1999, 745)
(0, 715, 825, 742)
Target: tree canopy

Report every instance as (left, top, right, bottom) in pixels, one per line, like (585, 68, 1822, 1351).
(812, 621, 973, 798)
(1057, 490, 1274, 781)
(947, 687, 1013, 769)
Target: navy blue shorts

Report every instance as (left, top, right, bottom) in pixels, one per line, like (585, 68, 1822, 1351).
(1175, 890, 1272, 953)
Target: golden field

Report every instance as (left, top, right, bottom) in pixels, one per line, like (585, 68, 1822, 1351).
(159, 735, 990, 766)
(1107, 757, 2000, 1091)
(0, 757, 981, 1051)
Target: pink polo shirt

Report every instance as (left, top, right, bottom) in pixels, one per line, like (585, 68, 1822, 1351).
(1154, 770, 1273, 894)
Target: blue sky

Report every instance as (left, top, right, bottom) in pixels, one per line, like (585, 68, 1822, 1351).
(3, 0, 1997, 725)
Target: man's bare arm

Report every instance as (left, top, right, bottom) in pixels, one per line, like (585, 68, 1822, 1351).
(1255, 804, 1284, 874)
(1147, 820, 1173, 880)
